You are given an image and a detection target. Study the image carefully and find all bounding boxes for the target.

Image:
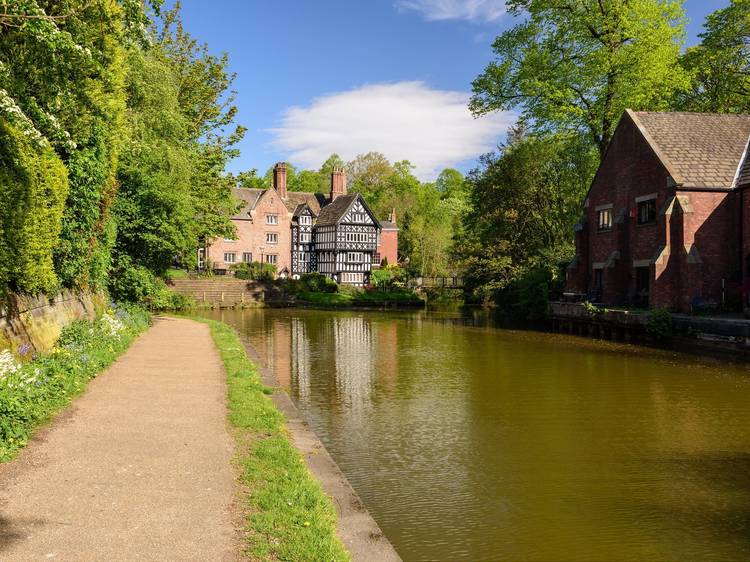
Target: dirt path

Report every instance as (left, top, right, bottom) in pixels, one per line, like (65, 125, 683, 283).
(0, 317, 237, 561)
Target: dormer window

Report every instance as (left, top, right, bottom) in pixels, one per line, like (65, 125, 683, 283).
(299, 215, 312, 226)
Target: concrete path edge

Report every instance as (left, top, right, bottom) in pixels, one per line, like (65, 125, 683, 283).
(240, 337, 402, 562)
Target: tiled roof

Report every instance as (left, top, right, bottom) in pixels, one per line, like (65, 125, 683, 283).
(283, 191, 325, 215)
(231, 188, 264, 219)
(315, 194, 358, 227)
(380, 220, 398, 231)
(631, 111, 750, 189)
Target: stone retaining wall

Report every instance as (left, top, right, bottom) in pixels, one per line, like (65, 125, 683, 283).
(0, 291, 103, 354)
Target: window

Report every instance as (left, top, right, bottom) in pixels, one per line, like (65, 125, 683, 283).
(224, 252, 236, 263)
(266, 214, 278, 225)
(266, 232, 278, 244)
(300, 232, 311, 243)
(593, 268, 603, 289)
(597, 208, 613, 231)
(637, 199, 656, 225)
(635, 266, 650, 296)
(265, 254, 277, 264)
(299, 215, 312, 225)
(242, 252, 253, 263)
(348, 252, 364, 262)
(342, 272, 364, 284)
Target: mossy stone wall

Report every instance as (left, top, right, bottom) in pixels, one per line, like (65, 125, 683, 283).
(0, 291, 104, 354)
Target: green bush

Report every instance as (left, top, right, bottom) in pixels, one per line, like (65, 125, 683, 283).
(0, 303, 150, 461)
(231, 262, 277, 282)
(297, 272, 338, 293)
(646, 307, 673, 341)
(0, 120, 69, 295)
(108, 256, 194, 310)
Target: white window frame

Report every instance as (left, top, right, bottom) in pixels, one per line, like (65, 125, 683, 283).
(242, 252, 253, 263)
(266, 214, 278, 225)
(265, 254, 278, 265)
(224, 252, 236, 263)
(266, 232, 279, 244)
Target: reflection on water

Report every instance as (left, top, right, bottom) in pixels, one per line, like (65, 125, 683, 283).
(202, 308, 750, 562)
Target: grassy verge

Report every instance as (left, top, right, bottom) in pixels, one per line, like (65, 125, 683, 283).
(298, 289, 423, 308)
(199, 318, 349, 562)
(0, 303, 150, 462)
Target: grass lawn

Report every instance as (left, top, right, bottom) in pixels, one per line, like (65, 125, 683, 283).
(164, 267, 189, 279)
(199, 319, 349, 562)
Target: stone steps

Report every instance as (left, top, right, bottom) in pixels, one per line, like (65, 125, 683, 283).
(169, 279, 266, 305)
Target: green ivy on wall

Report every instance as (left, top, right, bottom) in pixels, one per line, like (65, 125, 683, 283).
(0, 121, 69, 295)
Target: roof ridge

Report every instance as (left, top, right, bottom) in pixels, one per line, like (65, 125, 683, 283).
(634, 110, 750, 118)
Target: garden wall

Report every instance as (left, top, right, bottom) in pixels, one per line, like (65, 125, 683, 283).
(0, 291, 104, 354)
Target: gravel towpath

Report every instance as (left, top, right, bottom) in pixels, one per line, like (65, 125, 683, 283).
(0, 317, 237, 561)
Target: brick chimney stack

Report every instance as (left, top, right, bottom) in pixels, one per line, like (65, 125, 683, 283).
(273, 162, 287, 199)
(330, 167, 347, 201)
(388, 208, 396, 224)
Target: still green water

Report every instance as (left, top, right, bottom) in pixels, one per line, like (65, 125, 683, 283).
(202, 308, 750, 562)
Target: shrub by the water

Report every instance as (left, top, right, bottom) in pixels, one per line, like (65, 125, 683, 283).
(0, 303, 150, 461)
(231, 262, 277, 282)
(646, 307, 673, 341)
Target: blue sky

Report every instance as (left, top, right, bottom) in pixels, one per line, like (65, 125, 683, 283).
(175, 0, 730, 180)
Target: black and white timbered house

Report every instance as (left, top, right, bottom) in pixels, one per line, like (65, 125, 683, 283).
(291, 204, 316, 276)
(312, 193, 380, 286)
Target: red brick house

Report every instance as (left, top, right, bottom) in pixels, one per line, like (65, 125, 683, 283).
(202, 163, 398, 285)
(567, 110, 750, 312)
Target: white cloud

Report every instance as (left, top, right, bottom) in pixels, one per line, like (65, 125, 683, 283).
(394, 0, 506, 23)
(268, 82, 514, 181)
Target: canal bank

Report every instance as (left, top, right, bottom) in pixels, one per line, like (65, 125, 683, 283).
(203, 307, 750, 562)
(238, 330, 401, 562)
(550, 302, 750, 359)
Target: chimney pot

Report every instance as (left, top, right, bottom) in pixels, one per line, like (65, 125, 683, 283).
(273, 162, 287, 199)
(330, 167, 347, 201)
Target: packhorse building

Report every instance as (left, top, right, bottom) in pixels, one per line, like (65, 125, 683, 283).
(201, 163, 398, 285)
(567, 110, 750, 312)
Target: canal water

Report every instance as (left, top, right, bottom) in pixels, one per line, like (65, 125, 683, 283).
(201, 308, 750, 562)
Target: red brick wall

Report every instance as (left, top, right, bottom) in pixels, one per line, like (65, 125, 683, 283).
(570, 112, 745, 311)
(207, 188, 292, 274)
(378, 229, 398, 266)
(742, 188, 750, 306)
(578, 114, 674, 306)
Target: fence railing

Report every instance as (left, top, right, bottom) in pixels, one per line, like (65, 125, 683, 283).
(407, 276, 464, 289)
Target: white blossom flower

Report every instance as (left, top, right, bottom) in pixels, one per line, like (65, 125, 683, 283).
(0, 350, 20, 380)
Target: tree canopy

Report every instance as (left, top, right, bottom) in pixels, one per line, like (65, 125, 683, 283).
(677, 0, 750, 113)
(470, 0, 690, 158)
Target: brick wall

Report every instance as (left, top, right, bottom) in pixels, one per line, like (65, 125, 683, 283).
(207, 189, 292, 274)
(569, 113, 745, 312)
(378, 229, 398, 266)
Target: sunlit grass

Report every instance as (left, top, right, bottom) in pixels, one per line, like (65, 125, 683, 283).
(201, 319, 350, 562)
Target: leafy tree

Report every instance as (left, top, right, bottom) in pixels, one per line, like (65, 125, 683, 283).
(113, 47, 195, 276)
(677, 0, 750, 113)
(456, 132, 597, 307)
(435, 168, 467, 197)
(470, 0, 690, 158)
(295, 169, 324, 193)
(346, 152, 394, 195)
